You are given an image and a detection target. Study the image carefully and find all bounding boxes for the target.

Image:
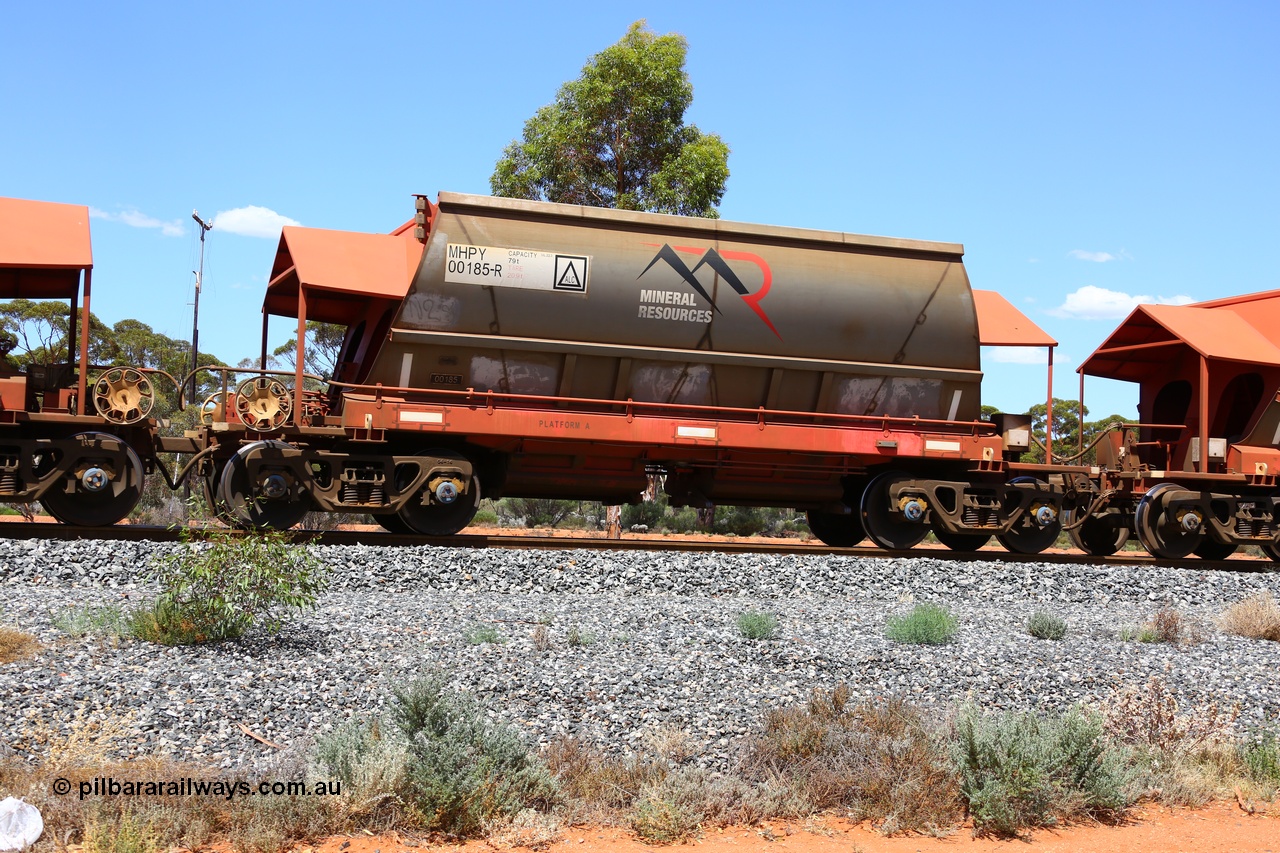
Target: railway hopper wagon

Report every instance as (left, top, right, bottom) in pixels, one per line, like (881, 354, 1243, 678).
(245, 192, 1061, 551)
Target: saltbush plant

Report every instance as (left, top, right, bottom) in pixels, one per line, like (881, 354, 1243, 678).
(951, 703, 1133, 837)
(1240, 727, 1280, 791)
(885, 603, 958, 645)
(315, 676, 554, 837)
(1026, 610, 1068, 640)
(135, 530, 328, 644)
(736, 610, 779, 640)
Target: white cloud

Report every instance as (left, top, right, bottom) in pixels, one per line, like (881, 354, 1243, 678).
(1068, 249, 1117, 262)
(212, 206, 301, 239)
(985, 346, 1052, 364)
(88, 206, 184, 237)
(1049, 285, 1195, 320)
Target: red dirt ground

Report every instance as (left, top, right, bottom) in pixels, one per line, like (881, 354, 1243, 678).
(300, 802, 1276, 853)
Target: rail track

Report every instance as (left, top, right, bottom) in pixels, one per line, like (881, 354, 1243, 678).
(0, 521, 1276, 572)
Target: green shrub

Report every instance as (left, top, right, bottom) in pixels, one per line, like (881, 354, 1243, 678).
(1240, 727, 1280, 788)
(471, 508, 499, 526)
(885, 604, 958, 645)
(736, 610, 779, 641)
(137, 530, 328, 645)
(391, 677, 555, 836)
(463, 623, 505, 645)
(951, 703, 1133, 837)
(1026, 610, 1067, 641)
(661, 506, 699, 533)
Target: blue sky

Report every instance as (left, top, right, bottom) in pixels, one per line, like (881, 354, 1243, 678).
(3, 1, 1277, 419)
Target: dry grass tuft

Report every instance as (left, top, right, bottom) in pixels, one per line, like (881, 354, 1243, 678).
(0, 625, 39, 663)
(544, 736, 667, 821)
(1101, 675, 1238, 752)
(485, 808, 563, 849)
(1125, 607, 1206, 645)
(741, 686, 960, 834)
(1220, 592, 1280, 641)
(1151, 607, 1205, 644)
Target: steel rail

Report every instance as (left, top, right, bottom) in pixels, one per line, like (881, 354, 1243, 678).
(0, 523, 1274, 572)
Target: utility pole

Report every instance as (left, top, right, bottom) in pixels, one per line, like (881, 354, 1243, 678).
(186, 212, 213, 511)
(190, 211, 213, 404)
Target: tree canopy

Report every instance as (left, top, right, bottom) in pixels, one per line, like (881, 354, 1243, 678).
(490, 20, 730, 217)
(0, 299, 226, 405)
(272, 321, 346, 381)
(1025, 398, 1129, 464)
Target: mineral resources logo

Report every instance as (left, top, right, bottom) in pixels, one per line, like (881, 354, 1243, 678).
(637, 243, 781, 339)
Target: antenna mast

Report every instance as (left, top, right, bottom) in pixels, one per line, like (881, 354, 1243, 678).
(190, 211, 213, 403)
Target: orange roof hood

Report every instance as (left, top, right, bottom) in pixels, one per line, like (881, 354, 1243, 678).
(264, 226, 422, 323)
(0, 196, 93, 299)
(972, 290, 1057, 347)
(1080, 302, 1280, 382)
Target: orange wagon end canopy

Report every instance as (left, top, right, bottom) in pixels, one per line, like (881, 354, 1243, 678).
(263, 226, 422, 324)
(0, 197, 93, 299)
(972, 290, 1057, 348)
(1079, 303, 1280, 384)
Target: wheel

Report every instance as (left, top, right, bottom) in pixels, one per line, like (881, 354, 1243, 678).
(92, 368, 154, 424)
(395, 451, 480, 536)
(1263, 543, 1280, 564)
(1134, 483, 1202, 560)
(932, 527, 992, 552)
(997, 478, 1062, 555)
(1065, 508, 1130, 557)
(216, 440, 310, 530)
(200, 392, 229, 426)
(375, 512, 414, 534)
(235, 377, 292, 431)
(40, 432, 145, 526)
(1193, 539, 1237, 560)
(860, 471, 929, 551)
(805, 509, 866, 547)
